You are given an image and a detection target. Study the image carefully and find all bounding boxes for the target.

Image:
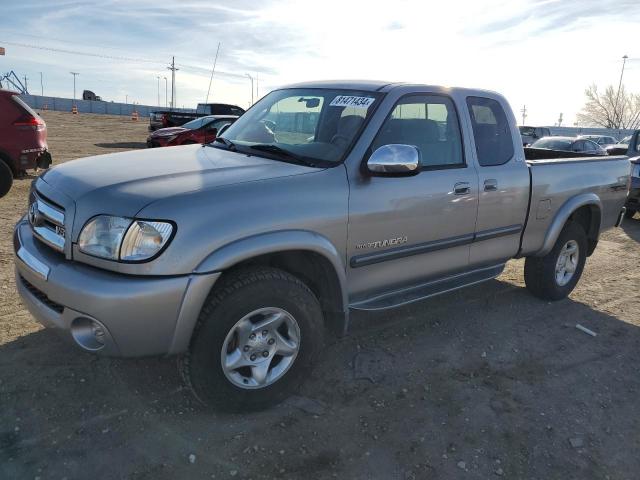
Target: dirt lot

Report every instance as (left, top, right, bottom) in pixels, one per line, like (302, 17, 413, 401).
(1, 111, 640, 479)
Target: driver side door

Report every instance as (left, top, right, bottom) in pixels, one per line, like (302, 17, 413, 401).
(346, 94, 479, 303)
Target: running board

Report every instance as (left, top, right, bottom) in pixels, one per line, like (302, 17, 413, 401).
(349, 264, 505, 311)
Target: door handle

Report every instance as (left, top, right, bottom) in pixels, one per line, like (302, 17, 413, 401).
(454, 182, 471, 195)
(484, 179, 498, 192)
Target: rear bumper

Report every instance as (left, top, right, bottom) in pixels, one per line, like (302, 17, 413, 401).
(17, 147, 51, 170)
(14, 219, 220, 357)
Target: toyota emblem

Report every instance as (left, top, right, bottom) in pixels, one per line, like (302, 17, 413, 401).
(28, 201, 40, 226)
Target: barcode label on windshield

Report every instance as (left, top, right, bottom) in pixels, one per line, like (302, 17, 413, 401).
(330, 96, 375, 108)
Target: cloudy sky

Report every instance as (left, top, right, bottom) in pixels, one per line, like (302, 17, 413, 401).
(1, 0, 639, 125)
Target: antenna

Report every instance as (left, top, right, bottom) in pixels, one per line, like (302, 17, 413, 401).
(205, 42, 221, 105)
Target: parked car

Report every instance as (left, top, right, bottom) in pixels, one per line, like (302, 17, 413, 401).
(0, 89, 52, 198)
(519, 126, 551, 146)
(14, 81, 629, 411)
(578, 134, 617, 147)
(530, 136, 607, 155)
(147, 115, 238, 148)
(623, 130, 640, 219)
(605, 135, 632, 156)
(149, 103, 245, 131)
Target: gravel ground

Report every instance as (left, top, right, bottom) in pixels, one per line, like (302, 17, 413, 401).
(1, 111, 640, 479)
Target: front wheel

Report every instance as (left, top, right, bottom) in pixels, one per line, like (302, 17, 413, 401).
(181, 267, 324, 411)
(624, 209, 636, 220)
(524, 221, 587, 301)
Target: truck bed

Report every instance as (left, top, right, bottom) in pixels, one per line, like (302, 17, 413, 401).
(520, 154, 630, 256)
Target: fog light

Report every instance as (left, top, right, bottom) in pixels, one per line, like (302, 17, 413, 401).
(71, 317, 108, 351)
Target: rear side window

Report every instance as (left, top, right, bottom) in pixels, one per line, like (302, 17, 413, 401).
(466, 96, 514, 166)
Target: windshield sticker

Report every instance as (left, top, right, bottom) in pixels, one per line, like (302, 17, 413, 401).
(329, 96, 375, 108)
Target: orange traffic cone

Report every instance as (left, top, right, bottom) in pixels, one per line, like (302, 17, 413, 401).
(131, 111, 139, 121)
(71, 105, 78, 114)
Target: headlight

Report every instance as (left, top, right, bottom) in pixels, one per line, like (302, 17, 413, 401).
(78, 215, 173, 262)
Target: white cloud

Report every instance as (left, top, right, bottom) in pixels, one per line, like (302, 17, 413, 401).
(1, 0, 639, 124)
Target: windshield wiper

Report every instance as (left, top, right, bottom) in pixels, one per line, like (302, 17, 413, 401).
(212, 136, 236, 150)
(248, 144, 318, 167)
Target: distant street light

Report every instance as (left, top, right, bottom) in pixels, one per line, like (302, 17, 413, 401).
(163, 77, 168, 108)
(246, 73, 254, 105)
(613, 55, 628, 127)
(156, 75, 160, 106)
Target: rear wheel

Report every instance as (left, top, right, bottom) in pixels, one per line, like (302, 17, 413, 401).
(524, 221, 587, 301)
(624, 209, 636, 219)
(0, 159, 13, 198)
(181, 267, 324, 411)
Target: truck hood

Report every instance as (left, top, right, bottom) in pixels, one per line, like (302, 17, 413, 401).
(40, 144, 319, 230)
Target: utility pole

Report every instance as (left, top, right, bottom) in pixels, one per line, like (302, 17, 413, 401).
(205, 42, 221, 104)
(167, 56, 178, 109)
(156, 75, 160, 106)
(125, 94, 128, 104)
(39, 72, 43, 96)
(163, 77, 168, 108)
(245, 73, 254, 105)
(520, 105, 527, 125)
(557, 113, 563, 127)
(23, 75, 28, 93)
(613, 55, 628, 128)
(70, 72, 79, 102)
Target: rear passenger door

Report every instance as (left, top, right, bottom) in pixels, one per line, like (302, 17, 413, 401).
(466, 96, 530, 266)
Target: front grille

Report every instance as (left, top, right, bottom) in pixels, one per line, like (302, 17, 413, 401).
(29, 190, 66, 253)
(20, 275, 64, 314)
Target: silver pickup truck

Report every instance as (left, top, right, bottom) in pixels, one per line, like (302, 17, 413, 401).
(14, 81, 630, 410)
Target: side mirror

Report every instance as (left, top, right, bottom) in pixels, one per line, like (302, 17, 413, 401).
(367, 144, 420, 175)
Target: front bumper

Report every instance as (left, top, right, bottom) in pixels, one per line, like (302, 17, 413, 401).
(14, 219, 220, 357)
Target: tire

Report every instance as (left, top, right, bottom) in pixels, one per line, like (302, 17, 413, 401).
(624, 209, 636, 220)
(0, 159, 13, 199)
(181, 267, 324, 411)
(524, 221, 587, 301)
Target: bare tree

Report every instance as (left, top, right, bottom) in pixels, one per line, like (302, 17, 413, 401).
(576, 84, 640, 130)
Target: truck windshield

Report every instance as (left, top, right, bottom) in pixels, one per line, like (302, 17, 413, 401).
(214, 88, 382, 166)
(519, 127, 536, 136)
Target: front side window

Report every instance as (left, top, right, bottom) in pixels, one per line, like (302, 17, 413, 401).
(217, 88, 381, 166)
(466, 96, 514, 167)
(371, 94, 464, 168)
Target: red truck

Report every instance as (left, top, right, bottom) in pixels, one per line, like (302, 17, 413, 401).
(0, 89, 52, 197)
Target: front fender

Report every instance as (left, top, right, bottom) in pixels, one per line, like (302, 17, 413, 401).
(536, 193, 602, 257)
(196, 228, 348, 308)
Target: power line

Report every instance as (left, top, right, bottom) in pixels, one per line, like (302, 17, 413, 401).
(0, 39, 251, 79)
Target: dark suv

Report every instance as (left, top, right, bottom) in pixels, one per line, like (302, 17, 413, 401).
(0, 89, 52, 197)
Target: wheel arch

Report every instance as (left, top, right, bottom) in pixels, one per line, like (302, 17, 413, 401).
(196, 230, 349, 331)
(537, 193, 602, 257)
